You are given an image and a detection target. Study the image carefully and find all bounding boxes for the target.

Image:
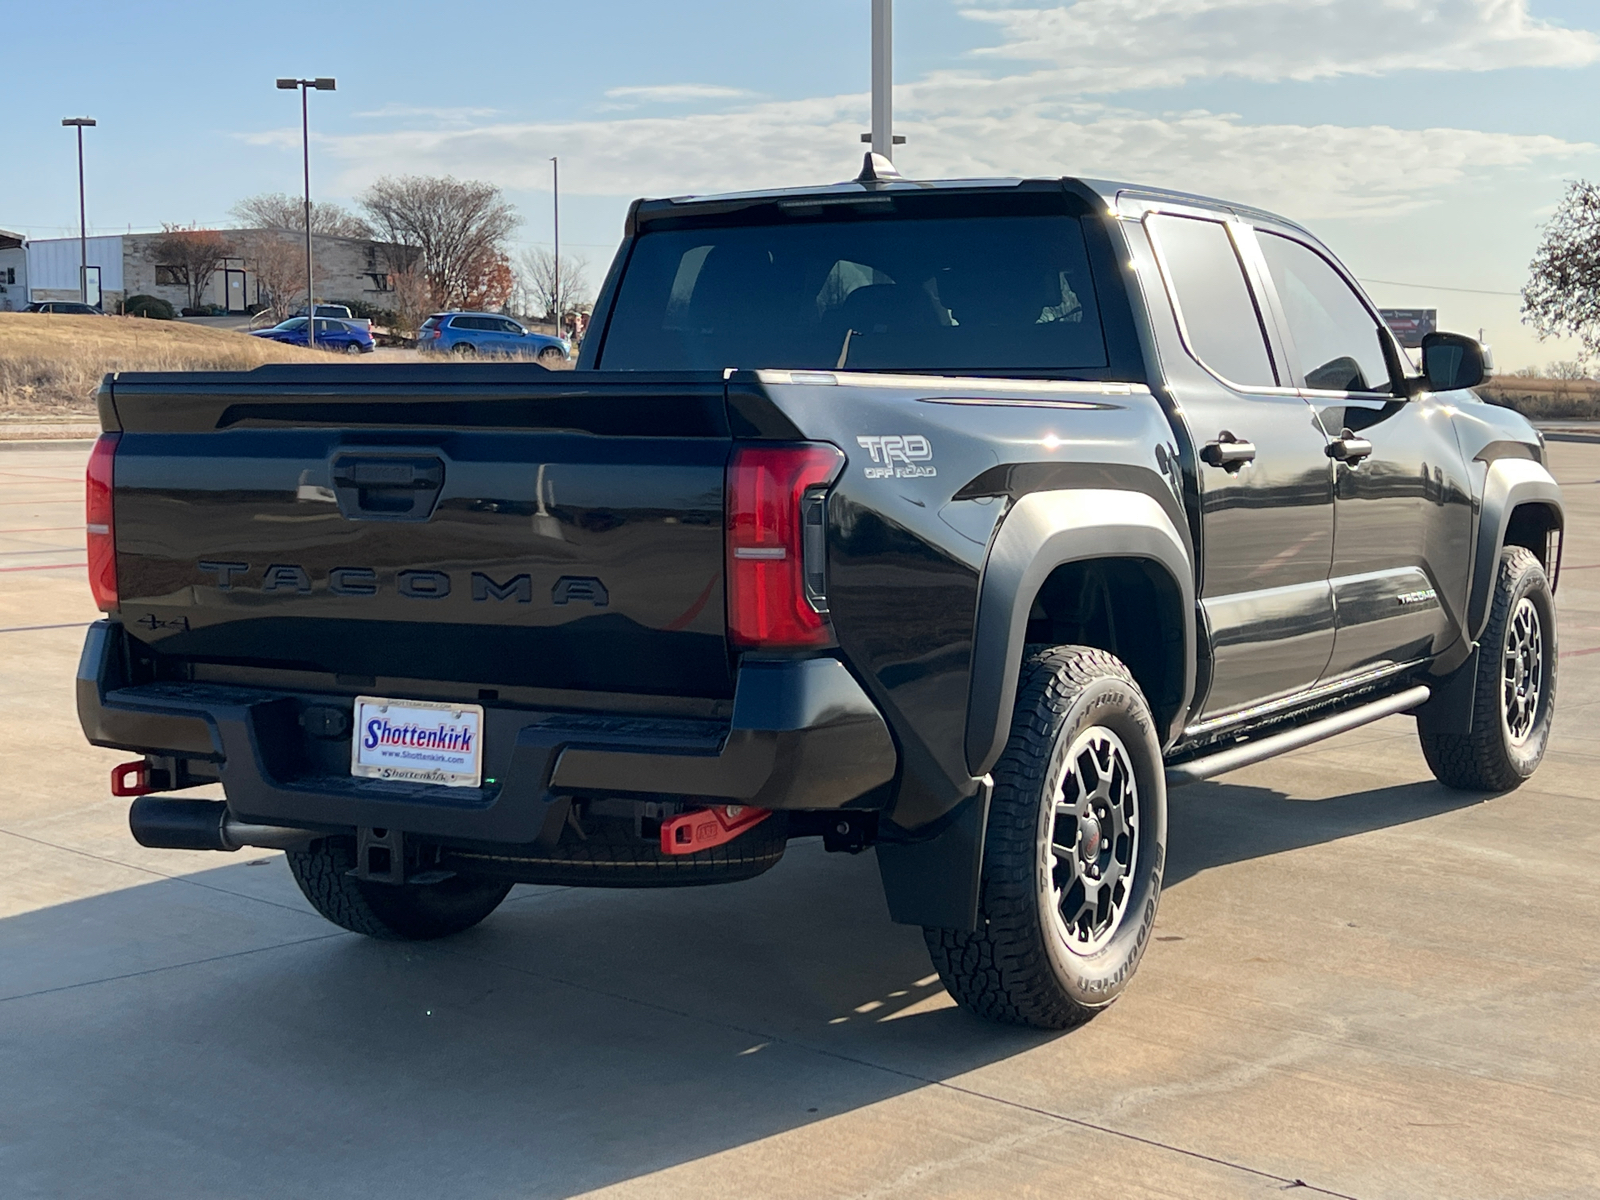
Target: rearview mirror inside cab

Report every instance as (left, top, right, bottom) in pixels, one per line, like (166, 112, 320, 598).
(1421, 331, 1494, 392)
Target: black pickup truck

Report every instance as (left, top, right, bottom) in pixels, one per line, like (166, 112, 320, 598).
(79, 161, 1564, 1029)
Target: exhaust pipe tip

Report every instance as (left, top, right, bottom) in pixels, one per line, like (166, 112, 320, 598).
(128, 797, 318, 852)
(129, 796, 230, 850)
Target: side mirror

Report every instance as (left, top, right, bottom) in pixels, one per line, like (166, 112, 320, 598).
(1420, 331, 1494, 392)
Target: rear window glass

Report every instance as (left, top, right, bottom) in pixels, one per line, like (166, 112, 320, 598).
(420, 317, 439, 331)
(599, 214, 1108, 373)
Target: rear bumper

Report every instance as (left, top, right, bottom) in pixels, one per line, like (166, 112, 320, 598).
(76, 622, 897, 845)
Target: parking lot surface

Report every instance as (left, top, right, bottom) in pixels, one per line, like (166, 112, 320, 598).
(1, 437, 1597, 1199)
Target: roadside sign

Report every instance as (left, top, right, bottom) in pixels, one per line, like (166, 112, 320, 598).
(1380, 308, 1437, 349)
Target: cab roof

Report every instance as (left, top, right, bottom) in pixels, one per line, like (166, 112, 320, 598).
(630, 165, 1314, 242)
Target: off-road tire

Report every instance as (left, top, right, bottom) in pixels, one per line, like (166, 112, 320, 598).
(925, 646, 1167, 1030)
(1420, 546, 1557, 791)
(286, 837, 513, 941)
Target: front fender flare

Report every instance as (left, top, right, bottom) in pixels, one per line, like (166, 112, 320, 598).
(1467, 458, 1564, 641)
(964, 489, 1196, 777)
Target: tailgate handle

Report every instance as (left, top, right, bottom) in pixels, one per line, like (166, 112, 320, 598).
(330, 455, 445, 520)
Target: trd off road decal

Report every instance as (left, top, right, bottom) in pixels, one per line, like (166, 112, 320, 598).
(856, 435, 936, 480)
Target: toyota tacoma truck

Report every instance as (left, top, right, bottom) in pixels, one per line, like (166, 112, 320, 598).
(78, 158, 1564, 1029)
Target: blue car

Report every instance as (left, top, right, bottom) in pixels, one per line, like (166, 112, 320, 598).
(251, 316, 374, 354)
(419, 312, 569, 362)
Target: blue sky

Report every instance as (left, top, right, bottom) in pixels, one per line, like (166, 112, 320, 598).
(6, 0, 1598, 366)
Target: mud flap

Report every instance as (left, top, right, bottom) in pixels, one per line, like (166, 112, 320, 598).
(1417, 643, 1478, 736)
(875, 777, 991, 932)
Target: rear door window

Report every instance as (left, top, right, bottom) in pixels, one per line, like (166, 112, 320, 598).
(1146, 213, 1277, 389)
(1257, 233, 1392, 394)
(600, 214, 1108, 373)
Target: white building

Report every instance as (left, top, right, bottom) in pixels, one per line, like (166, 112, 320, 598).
(18, 229, 407, 314)
(24, 233, 122, 308)
(0, 229, 29, 311)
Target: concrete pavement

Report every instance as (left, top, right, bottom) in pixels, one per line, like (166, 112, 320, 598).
(0, 442, 1597, 1198)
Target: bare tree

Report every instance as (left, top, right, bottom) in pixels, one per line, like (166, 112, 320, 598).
(387, 266, 435, 337)
(1524, 180, 1600, 361)
(235, 230, 305, 321)
(517, 247, 591, 322)
(149, 224, 235, 311)
(230, 193, 374, 239)
(358, 176, 520, 311)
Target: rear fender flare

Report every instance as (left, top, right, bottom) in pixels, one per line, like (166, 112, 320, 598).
(1467, 458, 1563, 641)
(964, 489, 1196, 777)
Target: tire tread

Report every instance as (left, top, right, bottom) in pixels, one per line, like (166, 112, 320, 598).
(926, 646, 1150, 1030)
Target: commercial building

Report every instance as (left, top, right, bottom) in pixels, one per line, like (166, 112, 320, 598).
(18, 229, 407, 314)
(0, 229, 29, 311)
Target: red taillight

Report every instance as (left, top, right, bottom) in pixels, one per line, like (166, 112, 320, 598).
(726, 442, 843, 649)
(86, 433, 119, 611)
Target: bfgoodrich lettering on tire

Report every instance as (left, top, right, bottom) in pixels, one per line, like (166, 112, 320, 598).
(926, 645, 1167, 1029)
(1420, 546, 1557, 792)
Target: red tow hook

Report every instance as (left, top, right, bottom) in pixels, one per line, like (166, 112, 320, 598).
(659, 804, 770, 856)
(110, 760, 158, 797)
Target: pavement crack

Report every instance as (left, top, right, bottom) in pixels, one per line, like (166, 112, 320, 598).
(0, 932, 346, 1007)
(0, 826, 321, 919)
(430, 943, 1368, 1200)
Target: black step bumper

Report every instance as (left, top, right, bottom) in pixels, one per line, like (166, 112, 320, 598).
(76, 621, 898, 846)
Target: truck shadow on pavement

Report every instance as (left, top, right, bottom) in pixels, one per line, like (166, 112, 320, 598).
(1163, 773, 1492, 888)
(0, 773, 1493, 1197)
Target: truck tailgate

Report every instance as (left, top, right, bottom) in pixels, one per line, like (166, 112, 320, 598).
(107, 367, 734, 699)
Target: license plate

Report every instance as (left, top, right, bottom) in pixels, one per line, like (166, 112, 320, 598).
(350, 696, 484, 788)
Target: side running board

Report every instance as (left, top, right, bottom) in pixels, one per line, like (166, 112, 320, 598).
(1165, 685, 1432, 788)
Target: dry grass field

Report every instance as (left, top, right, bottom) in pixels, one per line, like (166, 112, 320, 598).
(1479, 375, 1600, 420)
(0, 313, 331, 418)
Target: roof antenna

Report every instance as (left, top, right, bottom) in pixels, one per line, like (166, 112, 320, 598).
(854, 0, 904, 184)
(856, 152, 901, 184)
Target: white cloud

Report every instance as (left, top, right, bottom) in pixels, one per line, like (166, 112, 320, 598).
(603, 84, 754, 102)
(313, 96, 1590, 222)
(283, 0, 1594, 226)
(960, 0, 1600, 92)
(352, 104, 501, 121)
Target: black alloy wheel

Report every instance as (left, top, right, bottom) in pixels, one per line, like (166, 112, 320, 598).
(1048, 727, 1141, 953)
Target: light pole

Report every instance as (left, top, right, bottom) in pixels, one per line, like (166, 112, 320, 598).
(858, 1, 904, 167)
(550, 156, 560, 334)
(275, 76, 335, 347)
(61, 117, 96, 304)
(871, 0, 892, 160)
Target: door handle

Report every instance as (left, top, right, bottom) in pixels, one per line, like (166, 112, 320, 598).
(1201, 431, 1256, 471)
(1326, 429, 1374, 464)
